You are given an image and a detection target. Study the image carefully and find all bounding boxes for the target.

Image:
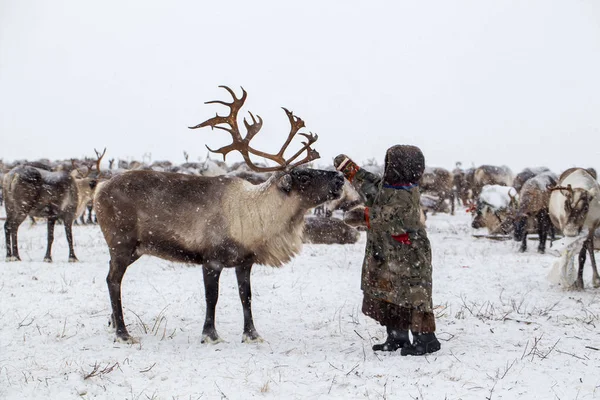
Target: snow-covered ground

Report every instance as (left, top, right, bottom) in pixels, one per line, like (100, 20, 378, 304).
(1, 208, 599, 399)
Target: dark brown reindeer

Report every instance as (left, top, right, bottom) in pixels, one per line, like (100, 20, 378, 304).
(513, 171, 558, 253)
(94, 86, 344, 344)
(3, 150, 106, 262)
(512, 167, 550, 193)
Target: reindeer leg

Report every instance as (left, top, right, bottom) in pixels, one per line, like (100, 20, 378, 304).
(106, 251, 139, 343)
(537, 210, 548, 254)
(575, 240, 588, 290)
(4, 220, 12, 260)
(516, 217, 527, 253)
(201, 263, 223, 343)
(520, 233, 527, 253)
(63, 219, 78, 262)
(86, 204, 93, 224)
(43, 217, 56, 262)
(587, 235, 600, 288)
(6, 216, 25, 261)
(236, 262, 263, 343)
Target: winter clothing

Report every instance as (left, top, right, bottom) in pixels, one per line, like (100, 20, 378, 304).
(372, 327, 410, 352)
(400, 333, 441, 356)
(336, 145, 440, 355)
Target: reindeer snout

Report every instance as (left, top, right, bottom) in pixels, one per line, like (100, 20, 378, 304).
(334, 172, 344, 187)
(332, 173, 344, 195)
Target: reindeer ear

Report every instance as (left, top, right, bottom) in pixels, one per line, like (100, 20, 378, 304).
(277, 174, 293, 192)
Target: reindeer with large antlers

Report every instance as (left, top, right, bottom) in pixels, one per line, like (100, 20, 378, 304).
(3, 149, 106, 262)
(95, 86, 344, 344)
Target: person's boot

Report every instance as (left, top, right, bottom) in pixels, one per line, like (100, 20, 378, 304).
(400, 332, 441, 356)
(372, 328, 410, 352)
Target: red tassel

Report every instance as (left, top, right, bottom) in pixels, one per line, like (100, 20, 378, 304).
(345, 163, 360, 182)
(365, 207, 371, 229)
(391, 233, 411, 245)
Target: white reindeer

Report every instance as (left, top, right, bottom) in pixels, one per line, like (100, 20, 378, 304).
(549, 168, 600, 289)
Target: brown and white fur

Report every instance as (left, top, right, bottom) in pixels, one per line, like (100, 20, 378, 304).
(3, 165, 80, 262)
(73, 174, 100, 224)
(513, 171, 558, 253)
(470, 185, 519, 234)
(549, 168, 600, 289)
(94, 168, 344, 344)
(420, 167, 455, 215)
(472, 165, 514, 199)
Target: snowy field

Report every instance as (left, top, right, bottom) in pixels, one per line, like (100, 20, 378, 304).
(1, 208, 600, 400)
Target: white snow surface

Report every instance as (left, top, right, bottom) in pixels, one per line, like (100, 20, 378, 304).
(1, 209, 600, 399)
(479, 185, 518, 210)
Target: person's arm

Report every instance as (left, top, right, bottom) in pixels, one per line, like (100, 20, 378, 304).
(334, 155, 381, 206)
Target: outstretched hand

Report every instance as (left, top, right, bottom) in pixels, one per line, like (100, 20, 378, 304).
(334, 154, 360, 182)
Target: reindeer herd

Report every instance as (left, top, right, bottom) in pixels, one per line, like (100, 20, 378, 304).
(1, 86, 599, 344)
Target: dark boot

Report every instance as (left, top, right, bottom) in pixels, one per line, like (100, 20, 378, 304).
(401, 332, 441, 356)
(372, 328, 410, 352)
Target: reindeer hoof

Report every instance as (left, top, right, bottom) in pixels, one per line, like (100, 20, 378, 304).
(6, 256, 20, 262)
(569, 281, 585, 291)
(201, 334, 223, 344)
(115, 336, 139, 345)
(242, 332, 264, 343)
(592, 279, 600, 289)
(114, 332, 138, 344)
(43, 257, 52, 263)
(68, 257, 79, 263)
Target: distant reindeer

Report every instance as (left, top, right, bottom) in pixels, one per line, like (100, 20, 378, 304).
(3, 150, 106, 262)
(95, 86, 344, 344)
(452, 163, 475, 206)
(513, 167, 550, 193)
(420, 167, 455, 215)
(72, 149, 107, 225)
(470, 184, 519, 235)
(303, 216, 360, 244)
(549, 168, 600, 289)
(472, 165, 513, 199)
(513, 171, 558, 253)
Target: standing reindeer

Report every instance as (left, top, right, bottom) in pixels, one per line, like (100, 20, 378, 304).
(95, 86, 344, 344)
(513, 171, 558, 253)
(512, 167, 550, 193)
(3, 150, 106, 262)
(472, 165, 513, 199)
(420, 167, 455, 215)
(549, 168, 600, 289)
(72, 148, 107, 225)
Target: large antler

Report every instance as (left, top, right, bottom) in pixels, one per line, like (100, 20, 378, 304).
(188, 86, 320, 172)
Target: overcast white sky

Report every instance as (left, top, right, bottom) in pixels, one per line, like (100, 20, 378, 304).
(1, 0, 599, 173)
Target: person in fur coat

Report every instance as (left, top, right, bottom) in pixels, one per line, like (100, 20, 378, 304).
(335, 145, 441, 356)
